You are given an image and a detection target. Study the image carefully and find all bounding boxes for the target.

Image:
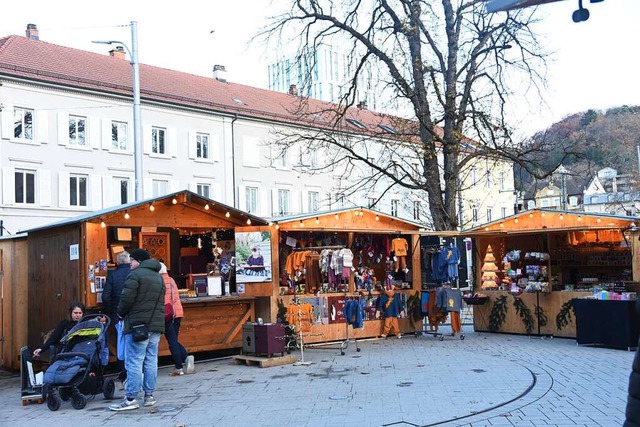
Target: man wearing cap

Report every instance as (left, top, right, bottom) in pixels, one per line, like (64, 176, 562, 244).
(110, 248, 165, 411)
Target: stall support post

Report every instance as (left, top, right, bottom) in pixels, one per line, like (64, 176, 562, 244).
(347, 232, 354, 293)
(411, 235, 421, 290)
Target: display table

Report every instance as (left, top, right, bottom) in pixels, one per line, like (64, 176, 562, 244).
(572, 299, 640, 350)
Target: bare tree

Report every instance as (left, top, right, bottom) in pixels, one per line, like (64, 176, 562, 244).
(261, 0, 569, 231)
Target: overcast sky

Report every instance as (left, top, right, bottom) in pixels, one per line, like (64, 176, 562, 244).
(1, 0, 638, 137)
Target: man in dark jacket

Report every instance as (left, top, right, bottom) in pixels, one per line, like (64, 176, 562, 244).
(102, 251, 131, 383)
(624, 298, 640, 426)
(110, 248, 165, 411)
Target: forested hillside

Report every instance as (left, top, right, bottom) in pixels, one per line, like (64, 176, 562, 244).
(515, 105, 640, 189)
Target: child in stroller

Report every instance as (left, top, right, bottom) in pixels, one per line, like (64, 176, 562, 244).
(42, 314, 115, 411)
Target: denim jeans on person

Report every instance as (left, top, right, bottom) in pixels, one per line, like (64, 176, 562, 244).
(124, 331, 161, 399)
(165, 318, 188, 369)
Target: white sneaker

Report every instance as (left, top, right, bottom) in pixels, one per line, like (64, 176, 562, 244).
(110, 398, 139, 411)
(143, 395, 156, 407)
(185, 355, 195, 374)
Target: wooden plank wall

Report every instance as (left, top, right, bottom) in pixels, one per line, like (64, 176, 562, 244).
(28, 226, 82, 350)
(0, 237, 28, 370)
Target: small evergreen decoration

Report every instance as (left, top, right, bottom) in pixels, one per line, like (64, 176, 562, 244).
(277, 298, 288, 324)
(513, 297, 534, 334)
(535, 304, 548, 328)
(556, 300, 574, 331)
(488, 295, 508, 331)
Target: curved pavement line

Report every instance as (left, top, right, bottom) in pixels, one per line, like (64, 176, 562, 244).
(382, 361, 554, 427)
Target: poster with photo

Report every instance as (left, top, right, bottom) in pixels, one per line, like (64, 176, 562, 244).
(235, 231, 271, 283)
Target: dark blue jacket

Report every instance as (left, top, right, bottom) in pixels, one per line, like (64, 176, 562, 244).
(102, 264, 131, 316)
(377, 292, 403, 318)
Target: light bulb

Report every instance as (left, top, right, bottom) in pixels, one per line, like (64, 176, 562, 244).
(300, 220, 304, 227)
(375, 215, 379, 221)
(225, 212, 230, 218)
(204, 204, 210, 210)
(275, 223, 280, 230)
(149, 203, 155, 212)
(246, 219, 251, 225)
(100, 220, 106, 228)
(315, 217, 319, 224)
(172, 198, 178, 205)
(124, 211, 130, 220)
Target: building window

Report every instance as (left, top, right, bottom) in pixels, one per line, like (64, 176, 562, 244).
(69, 174, 87, 207)
(413, 200, 420, 220)
(278, 189, 290, 215)
(527, 200, 536, 209)
(486, 208, 492, 222)
(391, 199, 399, 217)
(368, 197, 376, 208)
(197, 183, 210, 199)
(114, 177, 129, 205)
(308, 150, 318, 168)
(471, 167, 477, 186)
(501, 207, 507, 218)
(112, 121, 128, 151)
(499, 172, 506, 191)
(152, 127, 166, 154)
(152, 179, 168, 197)
(472, 207, 478, 222)
(246, 186, 258, 214)
(336, 193, 345, 208)
(68, 115, 86, 146)
(485, 171, 492, 189)
(276, 149, 288, 168)
(196, 133, 210, 159)
(308, 191, 319, 213)
(13, 107, 34, 141)
(15, 170, 36, 204)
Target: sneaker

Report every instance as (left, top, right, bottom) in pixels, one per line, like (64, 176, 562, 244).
(170, 369, 184, 376)
(380, 334, 387, 339)
(185, 355, 195, 374)
(143, 395, 157, 407)
(110, 398, 139, 411)
(397, 334, 402, 339)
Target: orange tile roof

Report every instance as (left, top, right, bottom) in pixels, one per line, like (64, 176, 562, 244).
(0, 34, 411, 134)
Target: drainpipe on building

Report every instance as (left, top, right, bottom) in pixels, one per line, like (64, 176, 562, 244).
(231, 115, 238, 208)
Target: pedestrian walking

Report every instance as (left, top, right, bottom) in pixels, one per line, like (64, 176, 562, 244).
(110, 248, 164, 411)
(159, 262, 194, 376)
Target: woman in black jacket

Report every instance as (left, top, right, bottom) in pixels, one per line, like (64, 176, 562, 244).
(625, 298, 640, 426)
(33, 302, 85, 358)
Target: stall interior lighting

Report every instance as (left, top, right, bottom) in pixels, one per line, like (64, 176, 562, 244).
(172, 198, 178, 205)
(124, 211, 130, 220)
(315, 217, 320, 224)
(149, 202, 155, 212)
(225, 212, 230, 218)
(300, 220, 304, 227)
(246, 218, 252, 225)
(375, 215, 379, 221)
(100, 219, 106, 228)
(204, 203, 210, 210)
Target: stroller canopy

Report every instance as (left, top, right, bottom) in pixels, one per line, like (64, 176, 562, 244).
(61, 319, 103, 344)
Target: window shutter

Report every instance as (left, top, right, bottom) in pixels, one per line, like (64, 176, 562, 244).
(238, 185, 246, 210)
(91, 174, 102, 209)
(57, 113, 69, 146)
(301, 191, 309, 213)
(143, 178, 153, 199)
(289, 144, 300, 167)
(271, 189, 279, 216)
(2, 167, 15, 205)
(58, 171, 70, 208)
(102, 175, 113, 208)
(143, 125, 152, 154)
(90, 117, 101, 150)
(1, 104, 13, 140)
(188, 131, 197, 159)
(36, 110, 49, 144)
(168, 127, 178, 158)
(39, 169, 51, 207)
(290, 189, 300, 214)
(260, 188, 270, 216)
(211, 134, 221, 161)
(102, 120, 112, 150)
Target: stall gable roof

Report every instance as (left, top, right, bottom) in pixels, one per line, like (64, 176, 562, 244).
(21, 190, 268, 234)
(463, 208, 638, 236)
(271, 207, 426, 232)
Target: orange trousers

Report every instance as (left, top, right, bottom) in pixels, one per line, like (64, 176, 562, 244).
(450, 311, 461, 334)
(382, 317, 400, 336)
(394, 256, 406, 272)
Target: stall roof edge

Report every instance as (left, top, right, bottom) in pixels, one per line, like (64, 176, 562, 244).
(269, 207, 427, 230)
(19, 189, 268, 234)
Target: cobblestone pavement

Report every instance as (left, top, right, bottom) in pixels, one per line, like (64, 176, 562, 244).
(0, 329, 632, 427)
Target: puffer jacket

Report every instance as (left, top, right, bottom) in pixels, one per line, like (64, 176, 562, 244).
(161, 272, 184, 319)
(625, 298, 640, 426)
(117, 258, 165, 334)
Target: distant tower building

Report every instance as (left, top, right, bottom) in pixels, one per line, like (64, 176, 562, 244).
(267, 43, 377, 110)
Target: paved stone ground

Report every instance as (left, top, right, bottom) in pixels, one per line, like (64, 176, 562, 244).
(0, 329, 632, 427)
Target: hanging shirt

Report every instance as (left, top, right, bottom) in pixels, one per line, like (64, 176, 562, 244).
(391, 238, 409, 257)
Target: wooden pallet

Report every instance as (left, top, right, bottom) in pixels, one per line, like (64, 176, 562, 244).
(232, 354, 297, 368)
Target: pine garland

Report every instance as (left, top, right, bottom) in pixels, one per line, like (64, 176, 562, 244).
(513, 297, 534, 334)
(535, 304, 548, 328)
(556, 300, 574, 331)
(488, 295, 508, 332)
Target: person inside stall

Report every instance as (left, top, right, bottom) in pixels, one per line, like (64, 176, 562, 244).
(33, 302, 86, 360)
(245, 247, 265, 276)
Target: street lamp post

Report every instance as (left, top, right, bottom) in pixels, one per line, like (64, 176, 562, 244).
(93, 21, 143, 201)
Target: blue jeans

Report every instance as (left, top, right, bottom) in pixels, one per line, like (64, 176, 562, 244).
(165, 318, 188, 369)
(124, 331, 161, 399)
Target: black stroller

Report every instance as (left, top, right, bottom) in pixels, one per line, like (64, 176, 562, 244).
(42, 314, 115, 411)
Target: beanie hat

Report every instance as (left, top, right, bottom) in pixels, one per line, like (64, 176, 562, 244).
(131, 248, 150, 263)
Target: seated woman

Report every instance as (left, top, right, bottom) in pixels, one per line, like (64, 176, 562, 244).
(33, 302, 85, 360)
(245, 247, 265, 275)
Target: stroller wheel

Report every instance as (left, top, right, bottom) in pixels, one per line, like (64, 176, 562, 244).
(71, 393, 87, 410)
(47, 393, 62, 411)
(103, 378, 115, 400)
(59, 387, 72, 401)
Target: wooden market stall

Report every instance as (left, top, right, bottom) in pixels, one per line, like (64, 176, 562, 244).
(463, 209, 640, 341)
(266, 208, 426, 344)
(20, 190, 269, 363)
